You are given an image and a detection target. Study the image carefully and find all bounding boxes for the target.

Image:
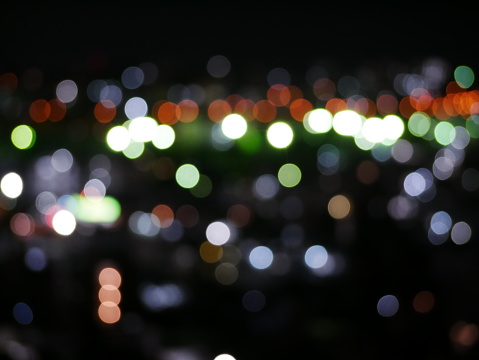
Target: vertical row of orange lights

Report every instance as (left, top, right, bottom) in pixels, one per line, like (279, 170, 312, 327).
(97, 266, 122, 324)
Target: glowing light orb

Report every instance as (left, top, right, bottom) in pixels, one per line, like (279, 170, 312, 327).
(454, 65, 474, 89)
(152, 124, 175, 149)
(1, 172, 23, 199)
(221, 113, 247, 139)
(122, 141, 145, 159)
(434, 121, 456, 146)
(206, 221, 231, 246)
(128, 116, 158, 142)
(214, 354, 236, 360)
(124, 97, 148, 120)
(408, 112, 431, 137)
(267, 122, 293, 148)
(98, 302, 121, 324)
(11, 125, 36, 149)
(332, 110, 362, 136)
(383, 115, 404, 142)
(106, 126, 130, 151)
(430, 211, 452, 235)
(303, 108, 333, 134)
(451, 221, 472, 245)
(249, 246, 273, 270)
(52, 209, 76, 235)
(304, 245, 328, 269)
(327, 195, 351, 219)
(278, 163, 302, 187)
(377, 295, 399, 317)
(56, 79, 78, 103)
(361, 117, 385, 143)
(175, 164, 200, 189)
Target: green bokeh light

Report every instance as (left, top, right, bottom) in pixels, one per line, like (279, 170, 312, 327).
(190, 174, 213, 198)
(408, 112, 431, 137)
(176, 164, 200, 189)
(278, 163, 302, 188)
(11, 125, 36, 149)
(122, 141, 145, 159)
(466, 115, 479, 138)
(434, 121, 456, 145)
(454, 66, 474, 89)
(68, 194, 121, 224)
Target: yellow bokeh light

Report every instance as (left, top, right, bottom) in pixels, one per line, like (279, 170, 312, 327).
(199, 241, 223, 263)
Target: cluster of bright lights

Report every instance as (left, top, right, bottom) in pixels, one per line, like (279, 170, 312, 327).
(107, 117, 175, 158)
(2, 57, 479, 358)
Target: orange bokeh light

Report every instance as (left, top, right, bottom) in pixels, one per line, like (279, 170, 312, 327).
(48, 99, 67, 122)
(29, 99, 51, 122)
(176, 99, 199, 123)
(289, 98, 313, 121)
(158, 101, 179, 125)
(234, 99, 255, 121)
(98, 267, 122, 288)
(94, 100, 116, 123)
(399, 96, 416, 119)
(267, 84, 290, 107)
(208, 99, 232, 122)
(325, 98, 348, 114)
(253, 99, 276, 122)
(152, 204, 174, 228)
(98, 302, 121, 324)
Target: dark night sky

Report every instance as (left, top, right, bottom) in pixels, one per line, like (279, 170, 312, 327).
(2, 2, 477, 80)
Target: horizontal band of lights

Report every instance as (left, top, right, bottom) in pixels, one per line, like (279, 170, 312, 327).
(1, 56, 478, 357)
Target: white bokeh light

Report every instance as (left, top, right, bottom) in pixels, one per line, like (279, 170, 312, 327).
(214, 354, 236, 360)
(56, 79, 78, 103)
(206, 221, 231, 246)
(304, 245, 328, 269)
(221, 114, 247, 139)
(249, 246, 273, 270)
(267, 122, 294, 148)
(303, 108, 333, 134)
(124, 97, 148, 119)
(332, 110, 363, 136)
(128, 116, 158, 142)
(52, 209, 76, 236)
(107, 126, 131, 151)
(152, 124, 175, 149)
(1, 172, 23, 199)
